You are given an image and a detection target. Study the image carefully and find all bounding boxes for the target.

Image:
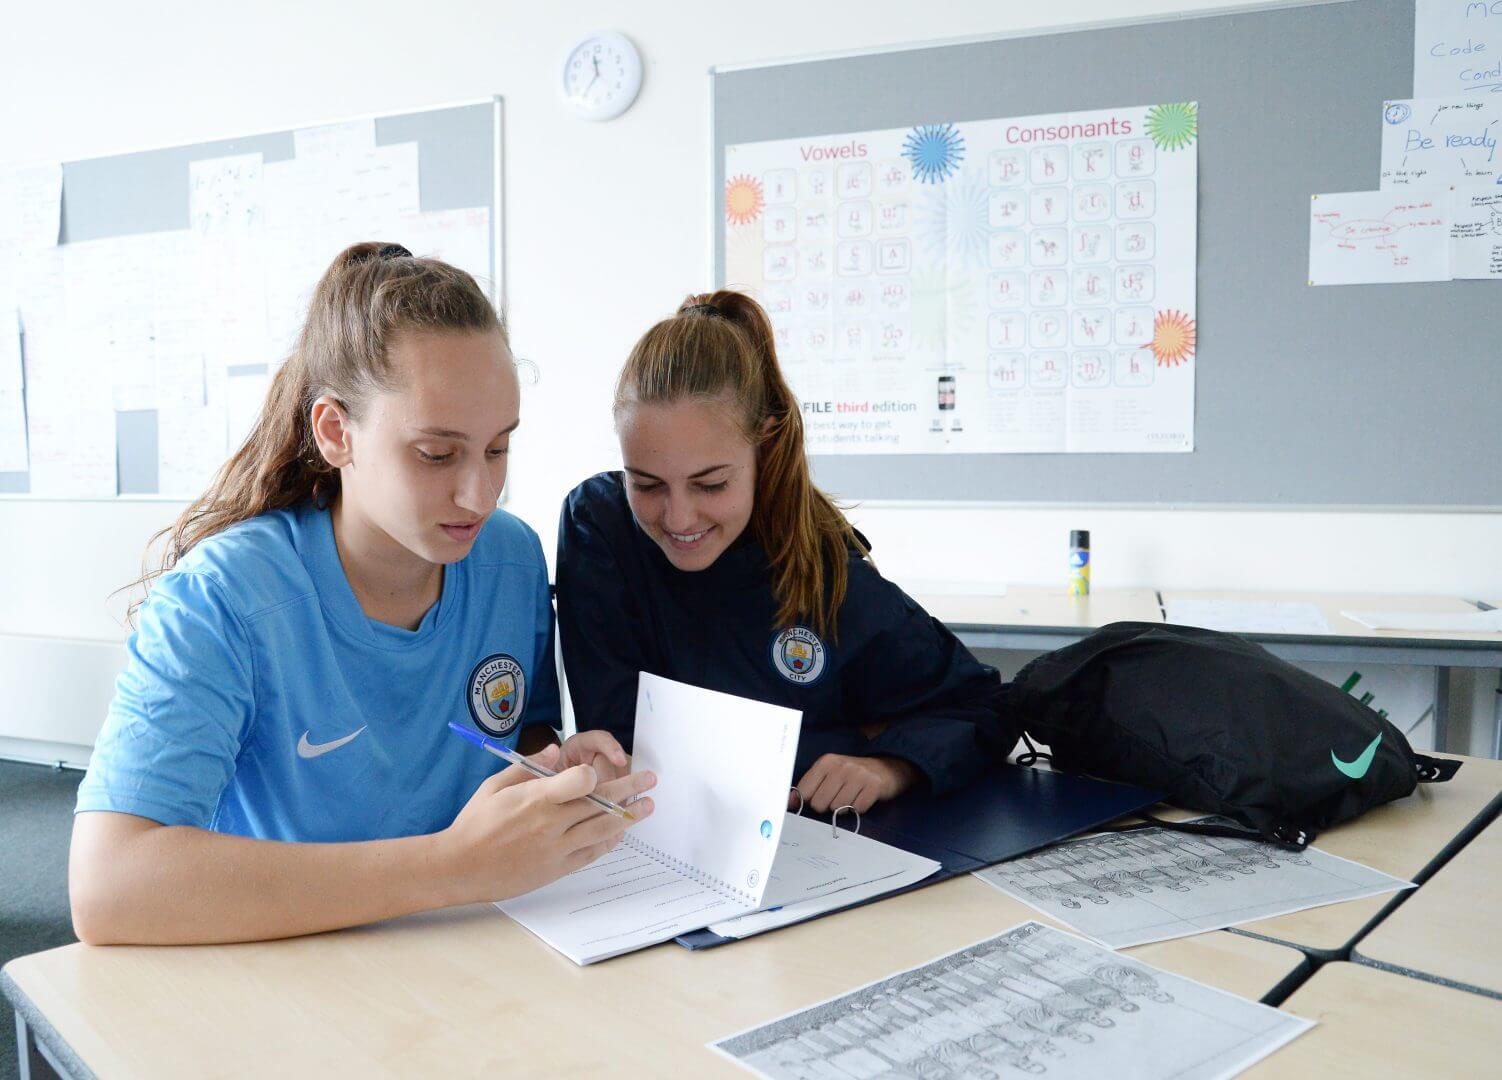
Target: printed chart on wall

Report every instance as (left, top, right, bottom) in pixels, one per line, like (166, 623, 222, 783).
(723, 103, 1200, 455)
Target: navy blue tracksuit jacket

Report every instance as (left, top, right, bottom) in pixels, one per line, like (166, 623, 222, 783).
(555, 472, 1017, 794)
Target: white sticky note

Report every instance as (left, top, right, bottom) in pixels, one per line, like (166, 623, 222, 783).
(1414, 0, 1502, 99)
(1308, 190, 1453, 286)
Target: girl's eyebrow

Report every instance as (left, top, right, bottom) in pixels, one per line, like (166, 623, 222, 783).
(625, 463, 734, 482)
(415, 418, 521, 441)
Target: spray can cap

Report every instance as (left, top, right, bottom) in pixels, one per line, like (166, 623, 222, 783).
(1070, 530, 1090, 548)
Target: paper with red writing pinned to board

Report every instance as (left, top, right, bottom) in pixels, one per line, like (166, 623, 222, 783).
(1308, 190, 1452, 286)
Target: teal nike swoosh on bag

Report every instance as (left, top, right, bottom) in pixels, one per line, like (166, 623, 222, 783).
(1331, 733, 1382, 780)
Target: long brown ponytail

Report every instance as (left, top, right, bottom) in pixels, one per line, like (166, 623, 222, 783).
(615, 289, 867, 637)
(125, 242, 504, 625)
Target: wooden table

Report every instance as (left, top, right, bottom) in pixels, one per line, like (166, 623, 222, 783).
(1226, 754, 1502, 958)
(912, 586, 1502, 754)
(1352, 813, 1502, 996)
(2, 876, 1306, 1079)
(1243, 962, 1502, 1077)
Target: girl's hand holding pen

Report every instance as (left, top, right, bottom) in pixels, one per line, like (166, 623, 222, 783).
(439, 744, 657, 905)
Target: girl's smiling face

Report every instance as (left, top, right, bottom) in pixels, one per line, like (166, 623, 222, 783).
(616, 396, 757, 572)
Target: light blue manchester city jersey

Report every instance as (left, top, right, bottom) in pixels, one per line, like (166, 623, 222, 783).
(77, 501, 560, 842)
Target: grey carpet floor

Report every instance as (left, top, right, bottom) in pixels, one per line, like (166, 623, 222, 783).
(1, 761, 82, 1080)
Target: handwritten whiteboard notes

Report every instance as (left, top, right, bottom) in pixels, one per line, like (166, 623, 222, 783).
(1415, 0, 1502, 99)
(724, 103, 1199, 456)
(1308, 191, 1452, 285)
(1381, 96, 1502, 189)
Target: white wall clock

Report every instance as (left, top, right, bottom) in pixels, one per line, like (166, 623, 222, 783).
(562, 31, 643, 121)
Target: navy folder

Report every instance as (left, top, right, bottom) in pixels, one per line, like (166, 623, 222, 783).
(675, 765, 1160, 950)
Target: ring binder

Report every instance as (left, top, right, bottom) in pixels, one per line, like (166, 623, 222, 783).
(832, 804, 861, 838)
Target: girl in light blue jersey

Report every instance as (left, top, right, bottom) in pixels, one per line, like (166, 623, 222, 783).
(71, 243, 654, 945)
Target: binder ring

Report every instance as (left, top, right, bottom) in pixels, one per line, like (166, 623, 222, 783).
(832, 804, 861, 838)
(789, 787, 804, 816)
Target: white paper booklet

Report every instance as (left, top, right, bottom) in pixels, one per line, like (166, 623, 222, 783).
(1163, 598, 1331, 636)
(496, 673, 800, 964)
(705, 812, 942, 940)
(973, 818, 1412, 949)
(712, 921, 1312, 1080)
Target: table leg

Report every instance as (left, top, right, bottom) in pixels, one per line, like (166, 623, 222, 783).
(1432, 667, 1451, 754)
(15, 1012, 66, 1080)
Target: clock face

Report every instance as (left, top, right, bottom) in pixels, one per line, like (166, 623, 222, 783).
(562, 32, 643, 121)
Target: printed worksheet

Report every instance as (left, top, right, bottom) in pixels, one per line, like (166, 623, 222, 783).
(724, 102, 1199, 455)
(973, 820, 1412, 949)
(1163, 599, 1331, 636)
(712, 921, 1312, 1080)
(1308, 190, 1452, 285)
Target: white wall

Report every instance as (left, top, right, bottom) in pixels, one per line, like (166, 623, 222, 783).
(2, 0, 1498, 754)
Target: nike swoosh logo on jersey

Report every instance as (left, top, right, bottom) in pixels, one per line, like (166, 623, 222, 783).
(296, 726, 368, 759)
(1330, 733, 1381, 780)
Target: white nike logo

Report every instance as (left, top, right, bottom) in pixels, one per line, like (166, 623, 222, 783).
(296, 726, 368, 759)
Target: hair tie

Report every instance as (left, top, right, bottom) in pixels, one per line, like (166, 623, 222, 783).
(684, 302, 722, 318)
(377, 243, 413, 260)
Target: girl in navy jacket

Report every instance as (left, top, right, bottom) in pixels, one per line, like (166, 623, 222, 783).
(557, 290, 1017, 814)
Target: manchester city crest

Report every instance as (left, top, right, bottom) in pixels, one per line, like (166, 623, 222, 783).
(467, 653, 527, 737)
(771, 626, 826, 685)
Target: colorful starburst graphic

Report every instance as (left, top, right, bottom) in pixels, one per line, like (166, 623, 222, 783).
(902, 124, 966, 184)
(1150, 309, 1196, 365)
(724, 175, 764, 225)
(914, 174, 991, 269)
(1145, 103, 1198, 151)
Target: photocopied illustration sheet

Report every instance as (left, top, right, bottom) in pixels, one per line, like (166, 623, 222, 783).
(712, 921, 1312, 1080)
(495, 674, 800, 965)
(724, 102, 1199, 455)
(704, 812, 942, 941)
(1414, 0, 1502, 99)
(973, 819, 1412, 949)
(1162, 598, 1331, 636)
(1308, 190, 1452, 285)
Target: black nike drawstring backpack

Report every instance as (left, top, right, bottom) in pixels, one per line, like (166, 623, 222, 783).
(1005, 622, 1461, 849)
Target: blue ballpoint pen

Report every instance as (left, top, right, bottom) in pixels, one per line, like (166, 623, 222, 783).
(446, 721, 635, 821)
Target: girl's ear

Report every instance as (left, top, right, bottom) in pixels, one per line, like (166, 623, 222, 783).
(309, 394, 354, 468)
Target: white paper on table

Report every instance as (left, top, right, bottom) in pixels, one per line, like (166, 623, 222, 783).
(706, 812, 941, 940)
(0, 308, 26, 471)
(1380, 96, 1502, 189)
(712, 921, 1313, 1080)
(0, 162, 62, 249)
(973, 818, 1412, 950)
(1449, 185, 1502, 277)
(496, 674, 801, 964)
(293, 118, 376, 159)
(1308, 190, 1452, 285)
(189, 153, 264, 234)
(1341, 608, 1502, 633)
(1414, 0, 1502, 99)
(1164, 598, 1331, 635)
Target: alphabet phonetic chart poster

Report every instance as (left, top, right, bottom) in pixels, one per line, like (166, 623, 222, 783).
(723, 103, 1199, 455)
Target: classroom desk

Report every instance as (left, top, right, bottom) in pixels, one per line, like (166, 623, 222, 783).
(914, 586, 1502, 755)
(2, 876, 1306, 1078)
(1352, 812, 1502, 997)
(1243, 962, 1501, 1077)
(1225, 754, 1502, 958)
